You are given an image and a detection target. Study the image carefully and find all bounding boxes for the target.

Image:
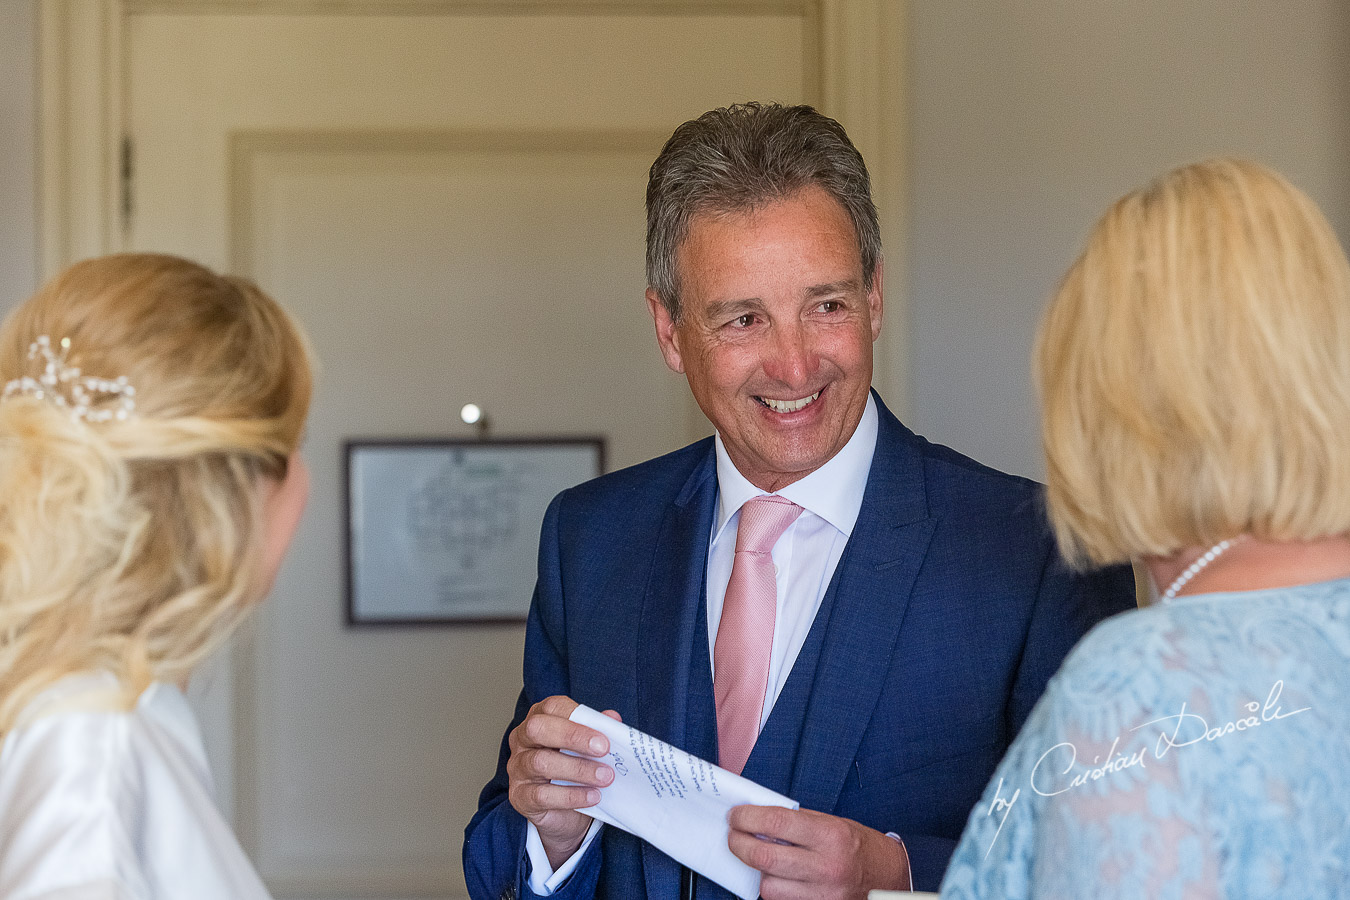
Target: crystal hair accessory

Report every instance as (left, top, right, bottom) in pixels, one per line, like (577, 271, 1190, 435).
(2, 335, 136, 423)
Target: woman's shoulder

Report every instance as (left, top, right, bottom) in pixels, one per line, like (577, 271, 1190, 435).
(1038, 577, 1350, 743)
(2, 673, 216, 814)
(1043, 600, 1208, 712)
(944, 579, 1350, 899)
(0, 673, 271, 899)
(2, 672, 145, 770)
(0, 674, 154, 898)
(3, 672, 196, 754)
(1059, 577, 1350, 678)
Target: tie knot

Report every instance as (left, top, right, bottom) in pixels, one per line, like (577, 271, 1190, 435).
(734, 495, 803, 555)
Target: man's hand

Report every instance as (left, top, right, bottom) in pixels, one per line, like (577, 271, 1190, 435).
(727, 805, 910, 900)
(506, 695, 622, 869)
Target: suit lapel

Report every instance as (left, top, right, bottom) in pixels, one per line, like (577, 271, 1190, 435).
(790, 400, 936, 814)
(630, 397, 932, 888)
(635, 446, 717, 899)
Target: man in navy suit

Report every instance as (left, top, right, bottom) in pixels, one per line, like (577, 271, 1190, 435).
(463, 103, 1134, 899)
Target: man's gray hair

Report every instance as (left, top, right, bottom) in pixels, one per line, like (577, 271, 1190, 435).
(645, 102, 881, 320)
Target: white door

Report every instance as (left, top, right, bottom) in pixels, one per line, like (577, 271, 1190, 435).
(41, 2, 904, 896)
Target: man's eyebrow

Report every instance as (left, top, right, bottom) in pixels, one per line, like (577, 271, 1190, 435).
(704, 297, 763, 321)
(805, 279, 860, 299)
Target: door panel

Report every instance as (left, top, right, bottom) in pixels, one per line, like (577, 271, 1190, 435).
(121, 4, 814, 895)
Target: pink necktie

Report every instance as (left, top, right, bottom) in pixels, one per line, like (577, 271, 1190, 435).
(714, 494, 803, 776)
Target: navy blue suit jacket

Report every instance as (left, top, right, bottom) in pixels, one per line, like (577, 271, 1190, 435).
(464, 395, 1135, 897)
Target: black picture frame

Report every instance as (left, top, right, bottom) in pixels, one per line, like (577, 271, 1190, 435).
(344, 436, 604, 626)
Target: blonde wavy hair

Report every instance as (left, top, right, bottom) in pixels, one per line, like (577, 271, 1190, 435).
(1036, 159, 1350, 568)
(0, 253, 312, 735)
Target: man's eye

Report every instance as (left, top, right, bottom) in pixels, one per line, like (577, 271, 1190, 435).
(818, 300, 842, 313)
(731, 314, 755, 328)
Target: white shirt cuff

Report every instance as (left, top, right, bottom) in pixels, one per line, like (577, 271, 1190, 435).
(525, 818, 604, 896)
(884, 832, 914, 892)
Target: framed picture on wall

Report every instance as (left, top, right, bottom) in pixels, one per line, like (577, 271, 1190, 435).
(344, 437, 605, 625)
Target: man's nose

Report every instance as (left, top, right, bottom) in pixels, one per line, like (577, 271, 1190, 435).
(762, 324, 819, 386)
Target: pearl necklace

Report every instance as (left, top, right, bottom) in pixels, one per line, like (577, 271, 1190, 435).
(1160, 538, 1239, 603)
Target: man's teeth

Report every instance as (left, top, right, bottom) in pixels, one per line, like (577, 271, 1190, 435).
(760, 392, 820, 413)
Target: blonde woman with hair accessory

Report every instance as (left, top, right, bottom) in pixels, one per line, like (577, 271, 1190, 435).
(0, 253, 313, 899)
(942, 159, 1350, 898)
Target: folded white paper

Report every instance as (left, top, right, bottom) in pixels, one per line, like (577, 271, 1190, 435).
(567, 704, 799, 900)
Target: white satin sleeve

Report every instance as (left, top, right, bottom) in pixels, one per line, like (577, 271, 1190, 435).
(0, 703, 150, 900)
(0, 677, 272, 900)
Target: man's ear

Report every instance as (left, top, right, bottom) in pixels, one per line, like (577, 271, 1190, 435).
(647, 288, 686, 374)
(867, 258, 884, 341)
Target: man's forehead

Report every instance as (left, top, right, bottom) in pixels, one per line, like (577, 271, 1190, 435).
(679, 205, 862, 273)
(685, 184, 852, 230)
(680, 192, 857, 256)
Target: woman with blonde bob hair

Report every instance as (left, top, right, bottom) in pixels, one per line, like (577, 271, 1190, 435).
(942, 160, 1350, 898)
(0, 253, 312, 899)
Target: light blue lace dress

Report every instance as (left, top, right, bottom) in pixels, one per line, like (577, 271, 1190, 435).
(941, 578, 1350, 898)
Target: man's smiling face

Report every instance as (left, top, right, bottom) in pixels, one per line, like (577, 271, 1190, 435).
(647, 185, 883, 492)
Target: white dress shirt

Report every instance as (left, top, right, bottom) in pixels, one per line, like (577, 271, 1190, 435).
(706, 394, 878, 726)
(0, 671, 272, 900)
(527, 396, 879, 894)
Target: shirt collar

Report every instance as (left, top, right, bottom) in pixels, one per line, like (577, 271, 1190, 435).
(713, 393, 879, 542)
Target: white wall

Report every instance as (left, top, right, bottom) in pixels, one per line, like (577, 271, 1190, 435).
(908, 0, 1350, 478)
(0, 0, 37, 308)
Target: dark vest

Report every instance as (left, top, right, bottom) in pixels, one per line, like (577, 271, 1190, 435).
(672, 556, 849, 900)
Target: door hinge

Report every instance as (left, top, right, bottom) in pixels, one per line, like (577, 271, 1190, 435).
(120, 136, 134, 233)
